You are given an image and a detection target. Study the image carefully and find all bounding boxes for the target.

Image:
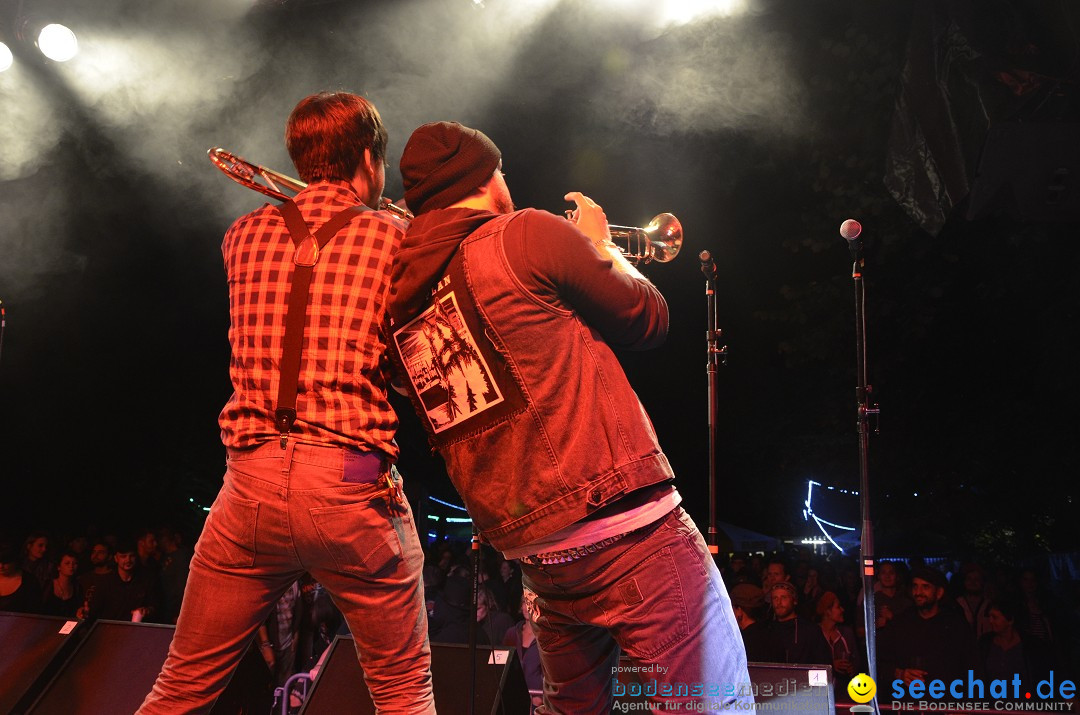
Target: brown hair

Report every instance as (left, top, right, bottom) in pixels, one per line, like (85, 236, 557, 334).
(816, 591, 840, 620)
(286, 92, 387, 183)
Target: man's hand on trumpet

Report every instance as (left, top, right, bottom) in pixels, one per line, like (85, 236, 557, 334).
(564, 191, 645, 279)
(563, 191, 611, 247)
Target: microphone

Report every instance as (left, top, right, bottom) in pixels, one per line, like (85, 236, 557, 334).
(840, 218, 862, 262)
(699, 250, 717, 281)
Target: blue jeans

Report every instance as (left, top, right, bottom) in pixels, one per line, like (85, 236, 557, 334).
(521, 507, 753, 714)
(137, 441, 435, 714)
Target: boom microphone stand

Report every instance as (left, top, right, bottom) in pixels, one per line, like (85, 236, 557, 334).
(841, 219, 880, 712)
(699, 251, 727, 553)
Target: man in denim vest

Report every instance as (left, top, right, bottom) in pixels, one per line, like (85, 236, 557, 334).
(388, 121, 751, 714)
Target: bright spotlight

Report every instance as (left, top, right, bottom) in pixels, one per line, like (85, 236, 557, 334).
(37, 23, 79, 62)
(0, 42, 12, 72)
(662, 0, 745, 24)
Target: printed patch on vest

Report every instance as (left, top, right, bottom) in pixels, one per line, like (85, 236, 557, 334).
(392, 291, 505, 433)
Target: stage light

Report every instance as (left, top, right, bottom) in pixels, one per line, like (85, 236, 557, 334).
(600, 0, 746, 27)
(36, 23, 78, 62)
(661, 0, 746, 24)
(0, 42, 12, 72)
(643, 0, 747, 24)
(14, 14, 80, 63)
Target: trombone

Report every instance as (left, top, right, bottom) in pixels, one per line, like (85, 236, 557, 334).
(207, 147, 413, 220)
(208, 147, 683, 264)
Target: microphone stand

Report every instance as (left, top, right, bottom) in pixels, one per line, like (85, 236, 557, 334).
(699, 252, 727, 553)
(0, 299, 6, 371)
(849, 236, 880, 713)
(467, 529, 480, 715)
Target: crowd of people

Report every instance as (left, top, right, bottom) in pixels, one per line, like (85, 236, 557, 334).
(0, 527, 190, 625)
(0, 525, 540, 708)
(721, 551, 1080, 705)
(5, 522, 1080, 709)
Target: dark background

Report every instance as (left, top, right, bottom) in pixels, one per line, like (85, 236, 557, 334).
(1, 0, 1077, 560)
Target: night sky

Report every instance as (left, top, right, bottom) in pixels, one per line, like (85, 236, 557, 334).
(1, 0, 1078, 559)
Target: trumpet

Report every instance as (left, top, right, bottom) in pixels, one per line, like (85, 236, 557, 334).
(207, 147, 413, 220)
(569, 210, 683, 265)
(608, 213, 683, 265)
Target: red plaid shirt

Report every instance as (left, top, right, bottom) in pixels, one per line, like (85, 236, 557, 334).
(218, 180, 405, 456)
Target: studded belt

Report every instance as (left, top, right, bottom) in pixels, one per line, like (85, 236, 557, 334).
(519, 531, 631, 566)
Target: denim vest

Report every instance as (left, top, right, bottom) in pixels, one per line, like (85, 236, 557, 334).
(391, 212, 674, 551)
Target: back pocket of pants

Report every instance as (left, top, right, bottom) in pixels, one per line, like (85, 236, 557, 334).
(592, 546, 689, 660)
(309, 501, 402, 577)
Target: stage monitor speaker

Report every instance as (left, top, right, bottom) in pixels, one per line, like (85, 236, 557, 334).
(24, 619, 272, 715)
(300, 637, 530, 715)
(746, 661, 835, 712)
(0, 612, 85, 715)
(613, 658, 835, 712)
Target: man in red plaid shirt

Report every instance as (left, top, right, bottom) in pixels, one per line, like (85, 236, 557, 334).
(139, 92, 435, 714)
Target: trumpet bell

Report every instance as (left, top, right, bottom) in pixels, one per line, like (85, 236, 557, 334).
(608, 212, 684, 265)
(643, 213, 683, 263)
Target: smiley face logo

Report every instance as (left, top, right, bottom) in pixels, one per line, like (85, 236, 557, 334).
(847, 673, 876, 703)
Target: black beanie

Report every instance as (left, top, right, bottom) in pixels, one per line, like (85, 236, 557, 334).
(400, 121, 502, 215)
(910, 565, 948, 590)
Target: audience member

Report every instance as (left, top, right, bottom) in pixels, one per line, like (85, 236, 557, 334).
(477, 551, 507, 612)
(730, 582, 783, 662)
(797, 567, 825, 620)
(422, 561, 444, 620)
(725, 553, 751, 586)
(257, 580, 303, 688)
(955, 562, 993, 640)
(498, 559, 523, 618)
(838, 562, 862, 613)
(84, 539, 159, 622)
(41, 550, 85, 618)
(66, 534, 92, 575)
(816, 591, 859, 681)
(762, 559, 790, 593)
(504, 592, 544, 709)
(861, 560, 913, 637)
(477, 585, 515, 647)
(877, 565, 976, 695)
(1017, 568, 1056, 645)
(134, 527, 162, 583)
(979, 598, 1054, 688)
(155, 526, 191, 624)
(297, 575, 343, 674)
(79, 538, 115, 604)
(748, 555, 765, 586)
(429, 572, 474, 644)
(434, 544, 455, 575)
(0, 542, 41, 613)
(22, 531, 54, 592)
(768, 581, 832, 665)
